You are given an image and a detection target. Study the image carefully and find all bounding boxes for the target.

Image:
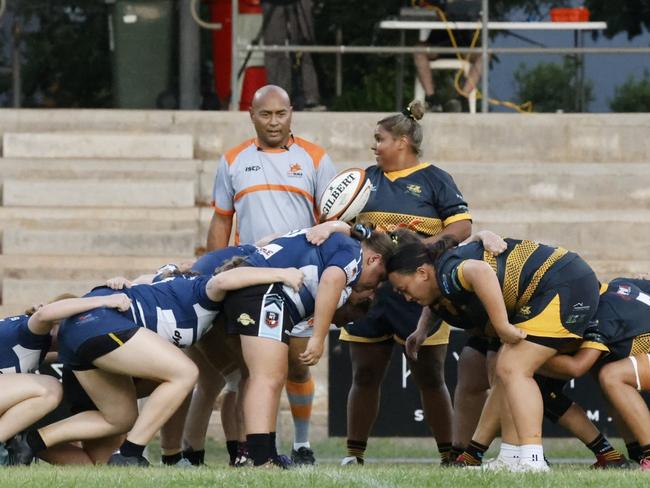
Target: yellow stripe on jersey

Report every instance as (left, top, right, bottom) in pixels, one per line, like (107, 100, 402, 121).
(358, 211, 444, 236)
(516, 247, 569, 310)
(383, 162, 431, 182)
(502, 240, 539, 313)
(580, 340, 610, 352)
(443, 212, 472, 226)
(456, 262, 473, 291)
(631, 333, 650, 355)
(108, 332, 124, 346)
(516, 294, 581, 339)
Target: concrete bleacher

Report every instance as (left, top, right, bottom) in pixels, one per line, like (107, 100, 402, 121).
(0, 110, 648, 441)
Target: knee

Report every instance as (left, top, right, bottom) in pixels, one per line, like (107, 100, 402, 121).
(598, 363, 621, 389)
(250, 370, 286, 393)
(105, 404, 138, 434)
(411, 365, 446, 391)
(495, 358, 517, 383)
(352, 364, 384, 388)
(287, 360, 310, 382)
(174, 361, 199, 393)
(40, 376, 63, 410)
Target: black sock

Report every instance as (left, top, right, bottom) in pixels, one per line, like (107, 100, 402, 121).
(226, 440, 238, 465)
(120, 439, 145, 458)
(247, 433, 271, 466)
(270, 432, 278, 458)
(438, 442, 452, 463)
(642, 444, 650, 460)
(626, 441, 642, 463)
(450, 445, 465, 461)
(586, 433, 615, 456)
(183, 447, 205, 466)
(346, 439, 367, 463)
(26, 430, 47, 454)
(459, 440, 488, 466)
(161, 452, 182, 465)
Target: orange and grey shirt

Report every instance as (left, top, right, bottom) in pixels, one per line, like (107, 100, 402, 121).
(212, 136, 336, 244)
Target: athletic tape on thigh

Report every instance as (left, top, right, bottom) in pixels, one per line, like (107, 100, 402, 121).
(629, 356, 642, 390)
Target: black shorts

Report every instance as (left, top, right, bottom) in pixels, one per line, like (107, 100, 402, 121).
(464, 334, 501, 356)
(72, 327, 139, 371)
(62, 366, 98, 414)
(340, 282, 450, 346)
(224, 283, 293, 345)
(535, 374, 573, 423)
(513, 256, 599, 350)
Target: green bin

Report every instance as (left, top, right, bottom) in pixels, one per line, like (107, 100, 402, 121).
(108, 0, 174, 108)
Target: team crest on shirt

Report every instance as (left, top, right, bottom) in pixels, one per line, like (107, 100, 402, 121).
(519, 306, 532, 317)
(237, 313, 256, 326)
(405, 184, 422, 197)
(287, 163, 303, 178)
(616, 285, 632, 298)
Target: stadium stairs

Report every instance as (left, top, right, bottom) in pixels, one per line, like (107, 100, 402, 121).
(0, 110, 648, 441)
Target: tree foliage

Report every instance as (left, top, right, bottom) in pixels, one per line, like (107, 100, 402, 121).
(585, 0, 650, 40)
(6, 1, 111, 108)
(610, 70, 650, 112)
(513, 57, 594, 112)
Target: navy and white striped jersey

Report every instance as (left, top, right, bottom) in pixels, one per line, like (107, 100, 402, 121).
(94, 274, 221, 348)
(245, 230, 362, 322)
(0, 315, 51, 373)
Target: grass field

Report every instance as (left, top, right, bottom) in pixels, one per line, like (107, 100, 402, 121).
(2, 438, 647, 487)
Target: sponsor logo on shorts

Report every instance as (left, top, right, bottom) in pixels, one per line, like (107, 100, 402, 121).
(287, 163, 303, 177)
(572, 302, 591, 312)
(237, 313, 256, 326)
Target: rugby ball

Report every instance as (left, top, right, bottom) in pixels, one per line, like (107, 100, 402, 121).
(319, 168, 372, 222)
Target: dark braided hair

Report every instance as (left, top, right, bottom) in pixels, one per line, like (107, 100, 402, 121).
(386, 235, 458, 275)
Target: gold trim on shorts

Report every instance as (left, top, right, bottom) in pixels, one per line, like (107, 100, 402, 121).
(516, 294, 580, 339)
(338, 327, 393, 343)
(393, 322, 451, 346)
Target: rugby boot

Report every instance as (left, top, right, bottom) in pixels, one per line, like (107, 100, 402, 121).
(591, 452, 632, 469)
(291, 446, 316, 466)
(0, 444, 9, 466)
(108, 452, 150, 467)
(639, 458, 650, 471)
(341, 456, 364, 466)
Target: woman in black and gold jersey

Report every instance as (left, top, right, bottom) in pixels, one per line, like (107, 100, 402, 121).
(387, 235, 601, 471)
(339, 100, 472, 465)
(543, 277, 650, 469)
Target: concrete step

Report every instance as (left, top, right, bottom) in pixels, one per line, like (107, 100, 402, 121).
(2, 278, 110, 307)
(444, 162, 650, 209)
(3, 178, 195, 207)
(3, 132, 194, 159)
(0, 158, 199, 177)
(473, 209, 650, 261)
(3, 218, 200, 257)
(0, 206, 200, 223)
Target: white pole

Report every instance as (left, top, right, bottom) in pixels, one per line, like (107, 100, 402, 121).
(229, 0, 239, 110)
(481, 0, 489, 113)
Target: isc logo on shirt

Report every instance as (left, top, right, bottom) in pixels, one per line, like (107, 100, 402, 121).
(257, 244, 283, 259)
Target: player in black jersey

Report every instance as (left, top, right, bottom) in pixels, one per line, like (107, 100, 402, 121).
(543, 277, 650, 470)
(388, 234, 600, 471)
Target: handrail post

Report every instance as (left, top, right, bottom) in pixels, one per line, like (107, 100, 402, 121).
(481, 0, 489, 113)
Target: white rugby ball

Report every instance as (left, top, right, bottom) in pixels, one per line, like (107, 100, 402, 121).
(319, 168, 372, 222)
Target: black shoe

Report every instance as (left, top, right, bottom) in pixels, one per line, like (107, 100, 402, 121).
(6, 433, 34, 466)
(108, 452, 150, 467)
(291, 447, 316, 466)
(259, 454, 293, 469)
(233, 446, 252, 467)
(424, 94, 443, 113)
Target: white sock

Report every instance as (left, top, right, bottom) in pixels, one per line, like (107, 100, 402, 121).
(293, 442, 310, 450)
(499, 443, 520, 462)
(520, 444, 545, 464)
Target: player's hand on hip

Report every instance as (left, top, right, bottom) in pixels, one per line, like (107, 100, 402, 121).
(282, 268, 305, 291)
(498, 324, 526, 344)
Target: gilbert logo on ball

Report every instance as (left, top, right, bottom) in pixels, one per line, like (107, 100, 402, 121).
(319, 168, 372, 222)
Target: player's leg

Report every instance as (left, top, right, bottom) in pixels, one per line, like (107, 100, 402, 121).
(599, 354, 650, 467)
(240, 335, 288, 466)
(343, 340, 393, 465)
(451, 340, 490, 458)
(286, 335, 316, 465)
(0, 374, 62, 444)
(408, 343, 454, 464)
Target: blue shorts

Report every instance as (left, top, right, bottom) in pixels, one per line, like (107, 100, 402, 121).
(58, 306, 139, 370)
